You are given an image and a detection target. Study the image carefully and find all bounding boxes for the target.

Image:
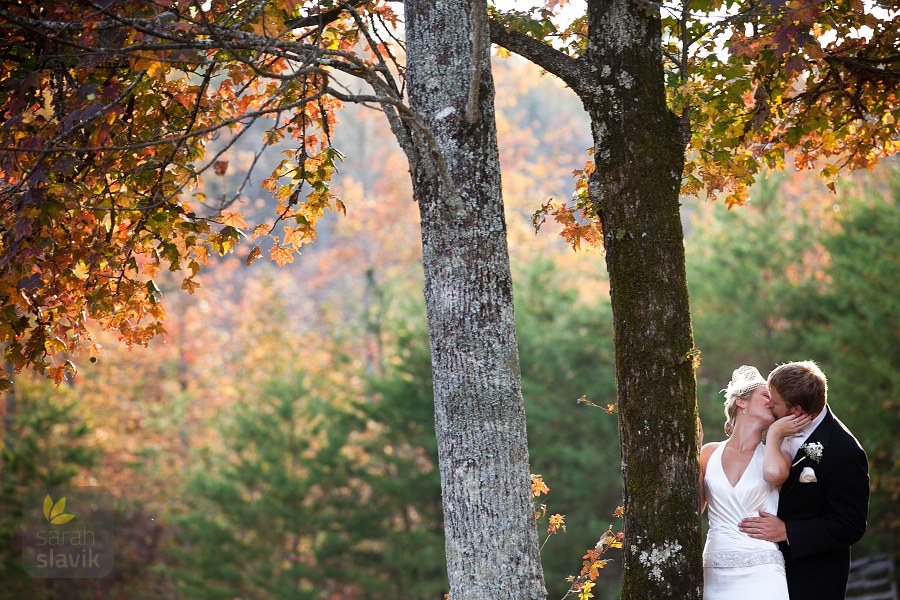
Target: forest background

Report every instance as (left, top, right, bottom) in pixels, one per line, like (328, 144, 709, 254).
(1, 54, 897, 599)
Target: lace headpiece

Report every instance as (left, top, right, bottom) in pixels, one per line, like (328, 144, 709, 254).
(721, 365, 766, 402)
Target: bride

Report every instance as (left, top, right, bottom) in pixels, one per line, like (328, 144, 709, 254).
(700, 365, 811, 600)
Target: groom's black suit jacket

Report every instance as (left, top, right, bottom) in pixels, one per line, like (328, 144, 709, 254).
(777, 407, 869, 600)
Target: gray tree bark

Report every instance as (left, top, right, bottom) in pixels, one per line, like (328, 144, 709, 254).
(402, 0, 547, 598)
(491, 0, 704, 597)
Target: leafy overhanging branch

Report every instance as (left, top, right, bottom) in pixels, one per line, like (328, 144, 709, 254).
(489, 1, 898, 217)
(0, 0, 432, 387)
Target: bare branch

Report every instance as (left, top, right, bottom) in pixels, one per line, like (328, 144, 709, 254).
(487, 18, 590, 97)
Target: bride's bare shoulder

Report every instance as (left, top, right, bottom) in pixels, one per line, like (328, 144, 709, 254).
(700, 442, 721, 466)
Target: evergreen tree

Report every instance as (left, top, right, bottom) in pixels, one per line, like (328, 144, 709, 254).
(514, 259, 623, 597)
(170, 364, 448, 599)
(0, 377, 97, 599)
(785, 175, 899, 558)
(170, 375, 371, 599)
(356, 324, 447, 599)
(687, 176, 824, 422)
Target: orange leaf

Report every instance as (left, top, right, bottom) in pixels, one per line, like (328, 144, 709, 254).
(251, 223, 273, 239)
(48, 365, 67, 386)
(530, 474, 550, 497)
(283, 225, 315, 248)
(269, 244, 294, 267)
(548, 513, 566, 533)
(217, 211, 247, 229)
(174, 92, 195, 109)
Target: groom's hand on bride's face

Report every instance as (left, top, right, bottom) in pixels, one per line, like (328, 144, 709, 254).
(738, 512, 788, 543)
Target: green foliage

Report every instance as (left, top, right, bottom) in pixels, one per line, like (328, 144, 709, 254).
(0, 378, 97, 598)
(783, 179, 900, 556)
(688, 163, 899, 559)
(356, 326, 447, 599)
(514, 258, 623, 598)
(168, 363, 447, 599)
(688, 173, 812, 402)
(170, 375, 365, 599)
(164, 260, 627, 598)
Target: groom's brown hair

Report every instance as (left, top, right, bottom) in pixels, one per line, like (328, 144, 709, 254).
(768, 360, 827, 414)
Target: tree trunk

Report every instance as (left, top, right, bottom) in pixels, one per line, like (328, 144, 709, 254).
(403, 0, 546, 598)
(488, 0, 704, 596)
(583, 1, 703, 597)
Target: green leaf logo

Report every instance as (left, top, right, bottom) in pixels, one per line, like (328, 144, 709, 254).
(43, 494, 75, 525)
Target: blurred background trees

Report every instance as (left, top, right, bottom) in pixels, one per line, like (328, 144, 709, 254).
(1, 55, 896, 598)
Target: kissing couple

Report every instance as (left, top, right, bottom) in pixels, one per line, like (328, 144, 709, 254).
(700, 361, 869, 600)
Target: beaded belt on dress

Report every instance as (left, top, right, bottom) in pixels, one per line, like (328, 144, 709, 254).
(703, 550, 784, 568)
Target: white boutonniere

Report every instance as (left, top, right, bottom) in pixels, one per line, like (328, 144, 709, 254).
(792, 442, 823, 483)
(792, 441, 824, 467)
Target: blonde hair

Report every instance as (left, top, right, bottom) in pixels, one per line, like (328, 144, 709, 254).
(723, 385, 764, 437)
(721, 365, 767, 436)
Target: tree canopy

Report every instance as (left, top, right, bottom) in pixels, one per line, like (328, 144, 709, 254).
(1, 0, 404, 388)
(2, 0, 896, 404)
(494, 0, 898, 242)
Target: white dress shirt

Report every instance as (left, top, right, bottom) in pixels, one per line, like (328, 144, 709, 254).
(781, 405, 829, 460)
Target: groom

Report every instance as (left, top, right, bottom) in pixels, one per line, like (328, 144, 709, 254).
(739, 360, 869, 600)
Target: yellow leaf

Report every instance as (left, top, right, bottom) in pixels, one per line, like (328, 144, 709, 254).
(43, 495, 53, 521)
(50, 496, 66, 520)
(132, 57, 168, 80)
(45, 337, 68, 355)
(579, 580, 595, 600)
(51, 513, 76, 525)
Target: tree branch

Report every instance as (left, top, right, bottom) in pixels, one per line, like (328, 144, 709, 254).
(487, 19, 590, 97)
(284, 0, 368, 29)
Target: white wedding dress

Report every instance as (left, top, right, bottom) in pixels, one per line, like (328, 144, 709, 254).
(703, 442, 789, 600)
